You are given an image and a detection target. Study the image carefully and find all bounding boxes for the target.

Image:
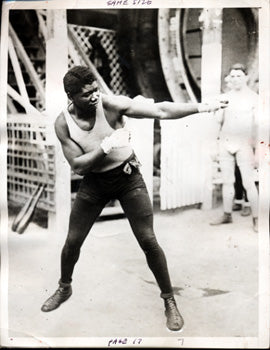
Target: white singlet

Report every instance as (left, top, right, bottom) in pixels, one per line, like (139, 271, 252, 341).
(63, 103, 133, 172)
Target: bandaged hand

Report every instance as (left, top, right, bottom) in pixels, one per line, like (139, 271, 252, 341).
(198, 99, 229, 113)
(100, 128, 131, 154)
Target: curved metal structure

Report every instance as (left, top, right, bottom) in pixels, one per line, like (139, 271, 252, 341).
(158, 9, 197, 103)
(118, 8, 259, 102)
(158, 8, 258, 102)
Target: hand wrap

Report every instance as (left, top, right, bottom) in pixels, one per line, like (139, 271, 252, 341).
(100, 128, 131, 154)
(198, 99, 229, 113)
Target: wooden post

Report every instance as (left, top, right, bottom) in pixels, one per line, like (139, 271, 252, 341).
(9, 24, 45, 103)
(45, 10, 70, 235)
(199, 8, 223, 210)
(8, 37, 31, 111)
(0, 5, 10, 341)
(127, 118, 154, 202)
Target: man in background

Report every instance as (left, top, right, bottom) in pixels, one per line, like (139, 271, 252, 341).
(211, 63, 259, 232)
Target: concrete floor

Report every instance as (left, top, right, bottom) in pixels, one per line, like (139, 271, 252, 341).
(5, 205, 260, 347)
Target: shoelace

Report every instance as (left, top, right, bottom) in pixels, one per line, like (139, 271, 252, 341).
(48, 288, 68, 302)
(165, 298, 181, 319)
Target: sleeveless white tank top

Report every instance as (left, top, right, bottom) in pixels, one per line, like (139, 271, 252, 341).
(63, 104, 133, 172)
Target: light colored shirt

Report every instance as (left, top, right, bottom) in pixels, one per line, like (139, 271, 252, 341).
(63, 104, 133, 172)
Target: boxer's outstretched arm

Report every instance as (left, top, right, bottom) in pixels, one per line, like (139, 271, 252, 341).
(104, 94, 228, 120)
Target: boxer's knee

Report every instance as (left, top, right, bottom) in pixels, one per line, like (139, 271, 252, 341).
(62, 236, 81, 258)
(140, 232, 160, 254)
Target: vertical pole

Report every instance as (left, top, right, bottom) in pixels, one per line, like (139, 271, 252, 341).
(127, 118, 154, 202)
(0, 4, 10, 343)
(199, 8, 223, 210)
(46, 10, 70, 234)
(8, 37, 31, 110)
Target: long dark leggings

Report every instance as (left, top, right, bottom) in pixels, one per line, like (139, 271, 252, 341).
(60, 187, 173, 296)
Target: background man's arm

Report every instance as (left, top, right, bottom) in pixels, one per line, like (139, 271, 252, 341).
(54, 115, 106, 175)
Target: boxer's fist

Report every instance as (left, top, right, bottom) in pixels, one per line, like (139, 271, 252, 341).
(110, 128, 131, 148)
(101, 128, 131, 154)
(198, 99, 229, 113)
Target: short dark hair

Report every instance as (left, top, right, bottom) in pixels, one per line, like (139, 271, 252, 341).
(229, 63, 248, 75)
(63, 66, 97, 96)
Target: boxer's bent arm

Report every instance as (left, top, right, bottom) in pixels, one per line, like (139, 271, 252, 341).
(61, 139, 106, 175)
(55, 116, 106, 175)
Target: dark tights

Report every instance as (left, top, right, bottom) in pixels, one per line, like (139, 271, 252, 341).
(61, 187, 173, 296)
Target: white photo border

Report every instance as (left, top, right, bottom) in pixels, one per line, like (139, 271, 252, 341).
(0, 0, 269, 348)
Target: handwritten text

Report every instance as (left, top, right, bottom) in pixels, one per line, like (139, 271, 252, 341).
(107, 0, 152, 6)
(108, 338, 143, 347)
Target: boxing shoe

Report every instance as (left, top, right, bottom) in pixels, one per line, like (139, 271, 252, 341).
(41, 281, 72, 312)
(164, 296, 184, 332)
(210, 213, 232, 225)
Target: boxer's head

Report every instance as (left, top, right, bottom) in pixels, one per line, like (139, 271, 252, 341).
(63, 66, 100, 110)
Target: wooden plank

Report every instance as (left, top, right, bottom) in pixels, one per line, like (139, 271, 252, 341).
(125, 105, 154, 202)
(46, 10, 70, 234)
(8, 37, 31, 111)
(160, 116, 206, 210)
(9, 24, 45, 102)
(7, 85, 41, 115)
(199, 8, 223, 210)
(199, 8, 223, 99)
(7, 96, 17, 114)
(0, 10, 10, 326)
(36, 10, 47, 41)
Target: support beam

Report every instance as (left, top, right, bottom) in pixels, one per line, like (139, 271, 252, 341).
(7, 84, 40, 114)
(199, 8, 223, 210)
(127, 117, 154, 203)
(200, 8, 223, 100)
(36, 10, 48, 41)
(9, 24, 45, 103)
(45, 10, 70, 235)
(0, 4, 10, 343)
(8, 37, 31, 112)
(7, 95, 17, 114)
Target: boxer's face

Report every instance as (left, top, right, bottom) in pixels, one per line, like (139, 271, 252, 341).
(227, 69, 247, 90)
(70, 81, 100, 111)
